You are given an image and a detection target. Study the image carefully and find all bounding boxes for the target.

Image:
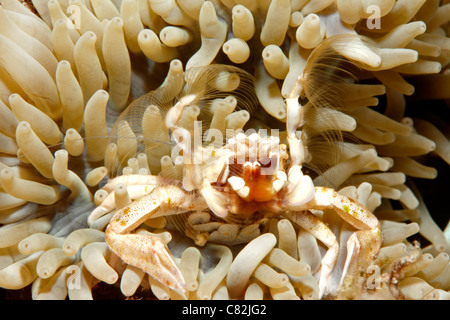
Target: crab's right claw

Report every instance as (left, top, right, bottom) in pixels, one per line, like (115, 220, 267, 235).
(105, 226, 186, 297)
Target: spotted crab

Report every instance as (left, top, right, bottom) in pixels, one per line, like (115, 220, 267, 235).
(89, 42, 383, 299)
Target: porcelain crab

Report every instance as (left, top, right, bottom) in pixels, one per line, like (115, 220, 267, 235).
(89, 63, 382, 299)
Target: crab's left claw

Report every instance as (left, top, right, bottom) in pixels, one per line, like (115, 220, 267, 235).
(105, 226, 186, 296)
(104, 185, 192, 297)
(286, 187, 382, 299)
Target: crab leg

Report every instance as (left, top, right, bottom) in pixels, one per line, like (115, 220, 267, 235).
(88, 184, 157, 224)
(102, 174, 164, 192)
(287, 186, 382, 297)
(285, 210, 339, 299)
(296, 187, 380, 232)
(338, 227, 382, 297)
(105, 184, 203, 296)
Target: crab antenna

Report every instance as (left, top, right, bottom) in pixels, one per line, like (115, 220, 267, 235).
(286, 75, 307, 167)
(165, 94, 202, 191)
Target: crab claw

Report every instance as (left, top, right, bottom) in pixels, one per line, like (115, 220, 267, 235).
(105, 225, 186, 297)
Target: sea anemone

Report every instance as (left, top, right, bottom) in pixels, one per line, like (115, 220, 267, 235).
(0, 0, 448, 300)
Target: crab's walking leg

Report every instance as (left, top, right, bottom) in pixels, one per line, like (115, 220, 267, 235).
(308, 187, 380, 231)
(339, 226, 382, 296)
(105, 185, 200, 296)
(290, 187, 382, 296)
(338, 214, 382, 298)
(285, 210, 339, 298)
